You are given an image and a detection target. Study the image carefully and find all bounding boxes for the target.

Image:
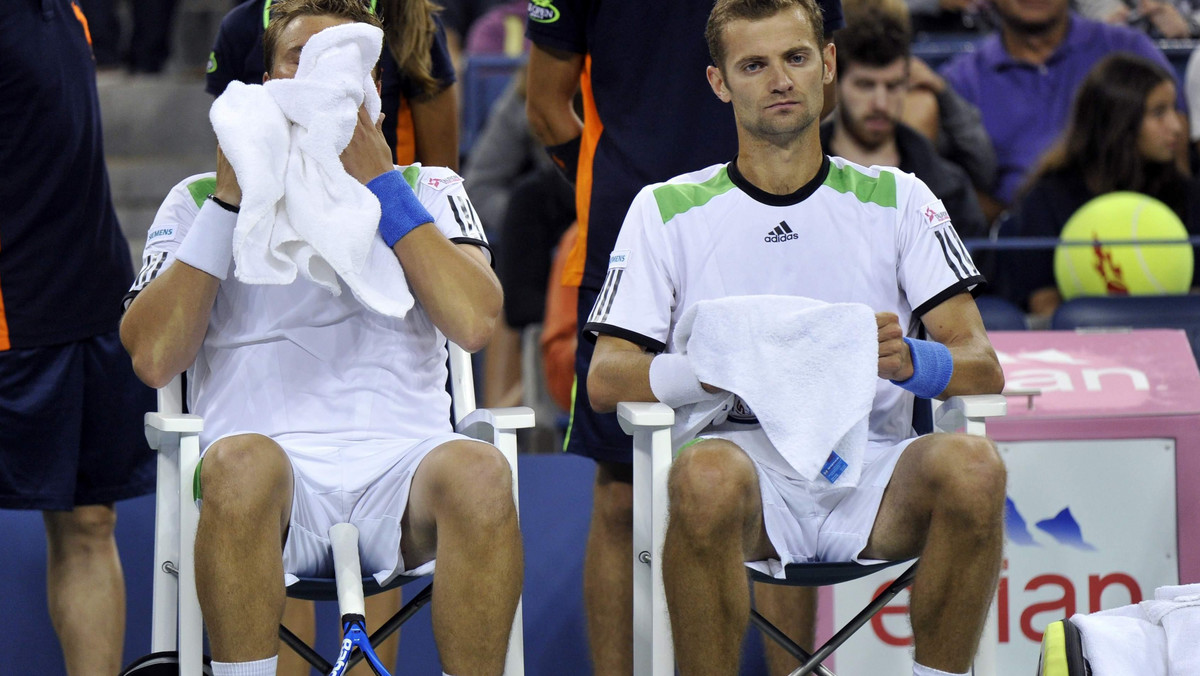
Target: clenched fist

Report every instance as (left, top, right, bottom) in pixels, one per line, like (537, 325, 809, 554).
(877, 312, 914, 381)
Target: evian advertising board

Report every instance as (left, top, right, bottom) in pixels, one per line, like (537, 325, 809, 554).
(826, 330, 1200, 674)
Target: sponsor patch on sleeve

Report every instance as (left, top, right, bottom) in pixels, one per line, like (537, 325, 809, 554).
(918, 199, 951, 228)
(422, 174, 465, 191)
(608, 249, 630, 270)
(146, 226, 176, 245)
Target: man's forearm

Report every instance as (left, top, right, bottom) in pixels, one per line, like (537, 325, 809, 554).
(393, 226, 502, 352)
(121, 262, 220, 389)
(525, 45, 585, 147)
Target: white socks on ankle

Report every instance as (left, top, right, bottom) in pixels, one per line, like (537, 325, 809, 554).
(913, 664, 968, 676)
(211, 656, 278, 676)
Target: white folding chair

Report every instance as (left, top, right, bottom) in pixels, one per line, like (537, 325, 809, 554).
(620, 394, 1007, 676)
(122, 342, 533, 676)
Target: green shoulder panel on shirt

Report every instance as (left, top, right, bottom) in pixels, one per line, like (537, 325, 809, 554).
(186, 177, 218, 209)
(402, 165, 421, 189)
(823, 164, 897, 208)
(653, 168, 736, 224)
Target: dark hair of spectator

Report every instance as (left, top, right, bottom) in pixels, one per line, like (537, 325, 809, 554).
(1028, 53, 1181, 197)
(263, 0, 382, 74)
(834, 7, 911, 76)
(378, 0, 445, 98)
(706, 0, 826, 70)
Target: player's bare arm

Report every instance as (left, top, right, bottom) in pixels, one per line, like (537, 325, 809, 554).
(120, 145, 240, 388)
(588, 335, 657, 413)
(342, 106, 502, 352)
(915, 292, 1004, 397)
(525, 43, 585, 147)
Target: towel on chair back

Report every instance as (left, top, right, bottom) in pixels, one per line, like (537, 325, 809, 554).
(672, 296, 877, 487)
(209, 23, 414, 318)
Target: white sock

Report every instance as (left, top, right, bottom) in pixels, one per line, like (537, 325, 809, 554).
(211, 656, 278, 676)
(913, 663, 968, 676)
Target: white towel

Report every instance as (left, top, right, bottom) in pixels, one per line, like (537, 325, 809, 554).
(1073, 605, 1168, 676)
(670, 296, 877, 486)
(1072, 583, 1200, 676)
(210, 23, 414, 318)
(1144, 584, 1200, 675)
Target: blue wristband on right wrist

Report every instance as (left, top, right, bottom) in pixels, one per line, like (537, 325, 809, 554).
(368, 170, 435, 247)
(890, 337, 954, 399)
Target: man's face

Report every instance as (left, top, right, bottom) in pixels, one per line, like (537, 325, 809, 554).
(992, 0, 1070, 35)
(267, 14, 355, 80)
(836, 58, 908, 150)
(706, 9, 835, 143)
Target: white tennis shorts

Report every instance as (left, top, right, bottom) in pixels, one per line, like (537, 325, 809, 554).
(202, 431, 470, 587)
(694, 427, 915, 580)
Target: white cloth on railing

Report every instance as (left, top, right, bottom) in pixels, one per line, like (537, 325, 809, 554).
(669, 296, 877, 486)
(210, 23, 414, 318)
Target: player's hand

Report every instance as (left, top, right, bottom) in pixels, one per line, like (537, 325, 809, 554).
(701, 382, 723, 394)
(341, 106, 394, 185)
(877, 312, 913, 381)
(214, 144, 242, 207)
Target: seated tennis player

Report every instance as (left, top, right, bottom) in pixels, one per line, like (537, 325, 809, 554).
(585, 1, 1006, 675)
(119, 2, 520, 675)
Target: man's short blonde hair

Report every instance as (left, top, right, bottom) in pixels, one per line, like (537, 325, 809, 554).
(705, 0, 826, 71)
(263, 0, 382, 74)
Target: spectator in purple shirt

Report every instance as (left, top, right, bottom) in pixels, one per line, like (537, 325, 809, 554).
(939, 0, 1186, 219)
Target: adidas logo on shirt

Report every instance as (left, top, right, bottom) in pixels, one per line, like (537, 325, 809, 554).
(764, 221, 798, 243)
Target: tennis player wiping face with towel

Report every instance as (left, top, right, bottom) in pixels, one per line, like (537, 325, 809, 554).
(120, 2, 520, 675)
(584, 1, 1006, 674)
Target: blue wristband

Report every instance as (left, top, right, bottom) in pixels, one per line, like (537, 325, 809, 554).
(368, 170, 435, 247)
(890, 337, 954, 399)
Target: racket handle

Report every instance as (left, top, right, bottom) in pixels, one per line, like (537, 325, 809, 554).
(329, 523, 366, 619)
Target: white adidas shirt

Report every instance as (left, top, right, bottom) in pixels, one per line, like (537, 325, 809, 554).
(584, 156, 982, 447)
(130, 166, 489, 449)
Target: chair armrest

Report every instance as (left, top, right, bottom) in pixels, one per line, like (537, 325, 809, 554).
(934, 394, 1007, 435)
(616, 402, 675, 433)
(144, 412, 204, 450)
(455, 406, 536, 438)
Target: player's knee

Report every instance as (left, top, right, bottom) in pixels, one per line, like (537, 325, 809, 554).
(930, 435, 1006, 525)
(592, 468, 633, 530)
(201, 434, 290, 511)
(668, 440, 756, 536)
(433, 441, 515, 526)
(44, 504, 118, 546)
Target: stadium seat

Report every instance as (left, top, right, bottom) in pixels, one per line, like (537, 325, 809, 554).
(975, 295, 1028, 331)
(1050, 294, 1200, 367)
(619, 393, 1007, 676)
(121, 342, 533, 676)
(459, 55, 526, 157)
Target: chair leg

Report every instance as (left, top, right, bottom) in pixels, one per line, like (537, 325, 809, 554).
(748, 610, 836, 676)
(279, 624, 333, 673)
(783, 563, 918, 676)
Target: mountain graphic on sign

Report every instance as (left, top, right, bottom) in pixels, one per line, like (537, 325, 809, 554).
(1035, 507, 1096, 551)
(1005, 497, 1039, 546)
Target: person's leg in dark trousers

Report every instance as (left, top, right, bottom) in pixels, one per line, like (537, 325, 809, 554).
(127, 0, 180, 73)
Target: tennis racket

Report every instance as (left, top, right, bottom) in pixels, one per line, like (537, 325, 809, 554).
(328, 523, 392, 676)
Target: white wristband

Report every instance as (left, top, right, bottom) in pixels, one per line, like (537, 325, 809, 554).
(174, 199, 236, 280)
(649, 352, 709, 408)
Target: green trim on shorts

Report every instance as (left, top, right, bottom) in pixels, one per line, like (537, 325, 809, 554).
(193, 456, 203, 502)
(676, 436, 713, 458)
(562, 376, 577, 453)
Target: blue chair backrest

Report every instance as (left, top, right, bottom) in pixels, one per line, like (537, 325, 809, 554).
(975, 295, 1027, 332)
(459, 54, 526, 156)
(1050, 295, 1200, 367)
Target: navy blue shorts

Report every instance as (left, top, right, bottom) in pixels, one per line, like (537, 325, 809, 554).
(0, 330, 156, 510)
(564, 286, 633, 465)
